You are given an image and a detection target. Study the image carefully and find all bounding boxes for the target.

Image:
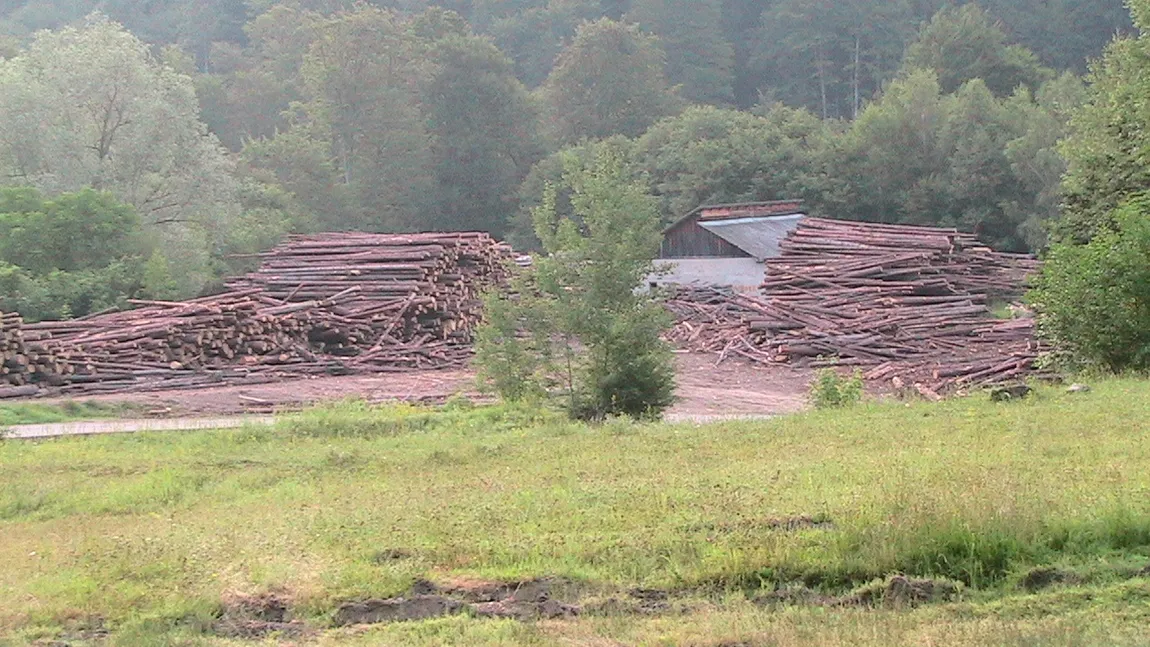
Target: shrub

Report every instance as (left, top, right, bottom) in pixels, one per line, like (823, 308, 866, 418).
(810, 369, 864, 409)
(475, 149, 676, 421)
(1028, 195, 1150, 372)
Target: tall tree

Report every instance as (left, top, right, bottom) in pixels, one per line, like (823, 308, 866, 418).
(752, 0, 917, 119)
(540, 17, 680, 143)
(903, 3, 1053, 97)
(421, 30, 544, 234)
(1058, 0, 1150, 243)
(633, 104, 842, 221)
(250, 5, 434, 232)
(626, 0, 735, 105)
(0, 14, 241, 294)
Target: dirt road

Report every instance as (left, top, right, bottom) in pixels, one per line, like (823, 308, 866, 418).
(4, 353, 811, 439)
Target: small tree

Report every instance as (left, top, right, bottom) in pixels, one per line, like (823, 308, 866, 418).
(475, 149, 676, 420)
(1028, 194, 1150, 372)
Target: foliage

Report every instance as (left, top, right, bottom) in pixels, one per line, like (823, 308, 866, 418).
(476, 149, 676, 420)
(539, 17, 681, 144)
(904, 3, 1054, 97)
(627, 0, 735, 105)
(1058, 0, 1150, 243)
(0, 187, 162, 320)
(507, 135, 637, 250)
(751, 0, 919, 119)
(421, 30, 543, 235)
(839, 70, 1075, 252)
(1028, 195, 1150, 372)
(809, 368, 864, 409)
(0, 15, 241, 297)
(294, 5, 434, 232)
(635, 104, 844, 222)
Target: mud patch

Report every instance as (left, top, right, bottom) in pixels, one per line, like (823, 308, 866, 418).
(1018, 567, 1084, 592)
(335, 578, 580, 626)
(334, 596, 464, 626)
(371, 548, 414, 563)
(838, 575, 961, 608)
(47, 617, 109, 646)
(753, 585, 833, 607)
(215, 593, 308, 639)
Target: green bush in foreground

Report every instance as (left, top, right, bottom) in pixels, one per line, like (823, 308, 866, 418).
(1029, 195, 1150, 372)
(475, 149, 676, 421)
(810, 368, 865, 409)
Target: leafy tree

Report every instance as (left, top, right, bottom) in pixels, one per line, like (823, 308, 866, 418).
(903, 3, 1053, 97)
(634, 104, 843, 222)
(540, 17, 681, 143)
(1029, 194, 1150, 372)
(509, 135, 637, 250)
(1058, 0, 1150, 243)
(476, 149, 676, 420)
(751, 0, 918, 119)
(839, 69, 1064, 252)
(421, 30, 543, 234)
(0, 187, 159, 320)
(626, 0, 735, 105)
(0, 14, 241, 295)
(248, 5, 434, 232)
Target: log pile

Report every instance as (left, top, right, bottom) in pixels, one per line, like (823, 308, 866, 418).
(2, 311, 70, 397)
(2, 232, 509, 398)
(228, 232, 509, 344)
(666, 218, 1045, 391)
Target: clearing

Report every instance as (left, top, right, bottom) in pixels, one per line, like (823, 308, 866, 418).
(12, 353, 811, 420)
(1, 380, 1148, 646)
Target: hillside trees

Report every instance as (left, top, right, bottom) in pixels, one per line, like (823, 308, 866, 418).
(904, 3, 1053, 97)
(1028, 0, 1150, 372)
(627, 0, 735, 105)
(751, 0, 918, 119)
(633, 105, 843, 222)
(1057, 0, 1150, 243)
(838, 70, 1076, 252)
(421, 31, 544, 235)
(540, 18, 681, 144)
(246, 6, 433, 232)
(0, 15, 246, 295)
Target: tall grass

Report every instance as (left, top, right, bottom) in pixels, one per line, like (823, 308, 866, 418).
(0, 381, 1148, 644)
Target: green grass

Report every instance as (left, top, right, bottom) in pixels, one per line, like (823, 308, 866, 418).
(0, 382, 1148, 645)
(0, 400, 133, 427)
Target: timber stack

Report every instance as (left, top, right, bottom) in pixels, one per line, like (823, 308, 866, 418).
(1, 232, 509, 398)
(667, 218, 1044, 392)
(1, 311, 70, 397)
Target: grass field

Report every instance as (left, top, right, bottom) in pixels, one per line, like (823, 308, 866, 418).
(0, 384, 1148, 646)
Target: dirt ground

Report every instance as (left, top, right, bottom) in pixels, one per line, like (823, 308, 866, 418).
(28, 353, 812, 418)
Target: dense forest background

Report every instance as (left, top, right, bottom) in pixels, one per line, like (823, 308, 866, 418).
(0, 0, 1136, 318)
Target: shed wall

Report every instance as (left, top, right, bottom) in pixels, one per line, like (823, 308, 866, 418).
(660, 218, 751, 259)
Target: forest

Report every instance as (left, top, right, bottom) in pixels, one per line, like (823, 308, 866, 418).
(0, 0, 1137, 320)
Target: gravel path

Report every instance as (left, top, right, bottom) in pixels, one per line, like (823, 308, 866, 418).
(2, 412, 781, 440)
(3, 416, 276, 440)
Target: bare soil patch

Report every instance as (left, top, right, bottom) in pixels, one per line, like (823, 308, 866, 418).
(14, 353, 811, 419)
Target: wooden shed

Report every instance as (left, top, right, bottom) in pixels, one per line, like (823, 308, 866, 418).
(653, 200, 807, 292)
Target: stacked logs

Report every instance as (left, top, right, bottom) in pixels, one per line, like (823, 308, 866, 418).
(228, 232, 509, 344)
(2, 312, 70, 397)
(666, 218, 1044, 392)
(2, 232, 509, 397)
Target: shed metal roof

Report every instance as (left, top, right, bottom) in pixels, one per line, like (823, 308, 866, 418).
(699, 214, 805, 261)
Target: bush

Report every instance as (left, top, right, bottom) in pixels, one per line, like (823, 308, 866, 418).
(1028, 195, 1150, 372)
(475, 149, 676, 421)
(810, 369, 864, 409)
